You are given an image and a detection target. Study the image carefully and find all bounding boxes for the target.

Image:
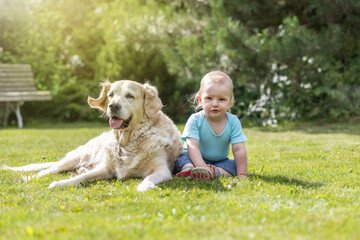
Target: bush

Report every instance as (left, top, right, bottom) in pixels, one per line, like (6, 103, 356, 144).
(162, 0, 360, 125)
(1, 0, 359, 124)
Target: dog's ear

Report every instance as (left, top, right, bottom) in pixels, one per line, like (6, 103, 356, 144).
(143, 83, 163, 117)
(88, 80, 111, 112)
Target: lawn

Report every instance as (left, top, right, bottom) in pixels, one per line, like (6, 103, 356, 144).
(0, 121, 359, 240)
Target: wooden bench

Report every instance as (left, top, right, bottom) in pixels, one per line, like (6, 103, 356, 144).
(0, 64, 52, 129)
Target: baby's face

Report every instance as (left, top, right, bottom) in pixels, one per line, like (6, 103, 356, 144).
(199, 80, 233, 121)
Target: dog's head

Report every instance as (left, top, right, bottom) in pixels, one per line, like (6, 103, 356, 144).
(88, 80, 163, 130)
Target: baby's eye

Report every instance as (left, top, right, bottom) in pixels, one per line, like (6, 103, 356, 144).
(205, 97, 212, 100)
(126, 93, 135, 99)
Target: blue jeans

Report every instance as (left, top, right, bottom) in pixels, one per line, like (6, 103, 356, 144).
(175, 151, 237, 176)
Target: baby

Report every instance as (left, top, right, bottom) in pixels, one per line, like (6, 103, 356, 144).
(175, 71, 248, 180)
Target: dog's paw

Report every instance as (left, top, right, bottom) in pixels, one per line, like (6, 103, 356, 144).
(1, 165, 9, 170)
(48, 181, 62, 189)
(137, 180, 156, 192)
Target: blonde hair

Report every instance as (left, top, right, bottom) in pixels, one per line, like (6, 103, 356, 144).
(192, 71, 234, 111)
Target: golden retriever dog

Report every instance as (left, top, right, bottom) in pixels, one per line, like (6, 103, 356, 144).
(2, 80, 183, 192)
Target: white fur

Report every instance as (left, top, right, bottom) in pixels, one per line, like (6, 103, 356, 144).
(2, 80, 183, 192)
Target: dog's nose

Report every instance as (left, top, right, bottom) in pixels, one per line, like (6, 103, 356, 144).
(109, 103, 121, 112)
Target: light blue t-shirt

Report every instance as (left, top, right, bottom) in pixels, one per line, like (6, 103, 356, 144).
(182, 110, 247, 161)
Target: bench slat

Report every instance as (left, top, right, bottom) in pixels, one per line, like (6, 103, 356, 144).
(0, 73, 34, 78)
(0, 82, 37, 86)
(0, 68, 33, 72)
(0, 91, 52, 101)
(0, 84, 38, 88)
(0, 64, 31, 71)
(0, 87, 38, 92)
(0, 79, 34, 83)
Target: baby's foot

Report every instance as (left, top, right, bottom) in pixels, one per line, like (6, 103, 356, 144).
(175, 166, 193, 178)
(207, 164, 220, 178)
(190, 167, 214, 180)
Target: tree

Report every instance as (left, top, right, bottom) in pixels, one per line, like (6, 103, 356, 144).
(1, 0, 359, 124)
(161, 0, 360, 125)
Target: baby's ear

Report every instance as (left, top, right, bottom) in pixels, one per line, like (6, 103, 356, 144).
(88, 80, 111, 112)
(143, 82, 163, 117)
(229, 95, 235, 108)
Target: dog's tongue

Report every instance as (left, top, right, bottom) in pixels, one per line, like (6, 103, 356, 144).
(109, 118, 123, 129)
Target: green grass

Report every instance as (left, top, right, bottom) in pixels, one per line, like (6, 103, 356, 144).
(1, 121, 359, 240)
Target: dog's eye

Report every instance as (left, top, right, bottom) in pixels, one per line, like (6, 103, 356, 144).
(126, 93, 135, 99)
(108, 92, 114, 98)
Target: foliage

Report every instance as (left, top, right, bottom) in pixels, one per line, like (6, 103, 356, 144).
(0, 0, 179, 122)
(161, 0, 360, 124)
(94, 0, 180, 118)
(0, 122, 359, 239)
(0, 0, 359, 124)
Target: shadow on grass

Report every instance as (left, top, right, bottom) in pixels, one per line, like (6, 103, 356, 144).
(160, 174, 323, 192)
(160, 177, 230, 192)
(250, 173, 323, 189)
(12, 172, 321, 192)
(72, 177, 231, 193)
